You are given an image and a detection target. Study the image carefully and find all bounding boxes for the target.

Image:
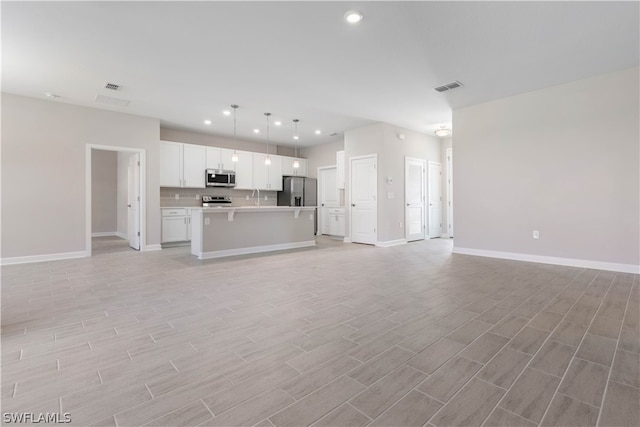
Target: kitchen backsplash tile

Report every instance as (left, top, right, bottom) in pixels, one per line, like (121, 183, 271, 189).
(160, 187, 278, 207)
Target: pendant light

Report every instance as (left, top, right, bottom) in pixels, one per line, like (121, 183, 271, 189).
(264, 112, 272, 166)
(292, 119, 300, 169)
(231, 104, 239, 162)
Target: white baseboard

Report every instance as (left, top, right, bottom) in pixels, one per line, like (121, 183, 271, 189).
(343, 237, 352, 243)
(115, 231, 128, 239)
(196, 240, 316, 260)
(1, 251, 89, 266)
(143, 244, 162, 252)
(92, 232, 116, 237)
(376, 239, 407, 248)
(440, 233, 450, 239)
(453, 246, 640, 274)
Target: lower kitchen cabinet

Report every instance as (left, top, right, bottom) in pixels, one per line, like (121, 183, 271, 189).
(161, 208, 191, 243)
(321, 207, 345, 237)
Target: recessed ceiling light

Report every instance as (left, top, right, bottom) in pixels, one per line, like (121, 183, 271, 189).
(253, 129, 260, 134)
(274, 121, 282, 126)
(344, 10, 363, 24)
(44, 92, 60, 99)
(222, 110, 231, 116)
(204, 119, 212, 125)
(293, 135, 299, 140)
(315, 130, 321, 135)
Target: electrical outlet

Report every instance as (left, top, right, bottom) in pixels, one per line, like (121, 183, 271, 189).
(174, 194, 179, 200)
(399, 221, 403, 229)
(196, 194, 200, 199)
(245, 195, 249, 200)
(264, 195, 268, 200)
(533, 230, 540, 239)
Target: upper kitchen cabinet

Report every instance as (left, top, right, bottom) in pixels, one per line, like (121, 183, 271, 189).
(206, 147, 237, 171)
(234, 150, 254, 189)
(281, 157, 308, 177)
(253, 153, 283, 191)
(159, 141, 206, 188)
(336, 150, 345, 189)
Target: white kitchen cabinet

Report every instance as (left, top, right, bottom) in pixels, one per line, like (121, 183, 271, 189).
(234, 150, 254, 189)
(161, 208, 189, 242)
(328, 208, 345, 236)
(182, 144, 206, 188)
(281, 156, 308, 177)
(206, 147, 237, 171)
(253, 153, 283, 191)
(159, 141, 205, 188)
(159, 141, 183, 187)
(320, 207, 330, 235)
(336, 150, 345, 189)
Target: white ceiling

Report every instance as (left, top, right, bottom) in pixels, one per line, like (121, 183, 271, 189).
(2, 1, 638, 147)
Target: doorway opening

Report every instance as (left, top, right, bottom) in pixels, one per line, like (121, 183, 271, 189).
(86, 145, 146, 256)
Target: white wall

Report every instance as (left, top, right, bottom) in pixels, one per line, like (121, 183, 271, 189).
(91, 150, 117, 233)
(453, 67, 639, 271)
(344, 123, 441, 244)
(299, 139, 344, 179)
(1, 93, 161, 260)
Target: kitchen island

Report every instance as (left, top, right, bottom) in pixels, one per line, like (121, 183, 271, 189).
(190, 206, 316, 259)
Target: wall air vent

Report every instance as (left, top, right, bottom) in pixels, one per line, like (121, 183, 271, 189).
(434, 81, 463, 93)
(95, 94, 131, 107)
(105, 82, 120, 90)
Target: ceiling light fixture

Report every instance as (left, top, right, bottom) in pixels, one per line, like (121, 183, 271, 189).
(253, 129, 260, 134)
(222, 110, 231, 116)
(274, 121, 282, 126)
(204, 119, 212, 125)
(315, 130, 321, 135)
(231, 104, 239, 162)
(44, 92, 60, 99)
(293, 119, 300, 169)
(264, 112, 272, 166)
(434, 128, 452, 138)
(344, 10, 363, 24)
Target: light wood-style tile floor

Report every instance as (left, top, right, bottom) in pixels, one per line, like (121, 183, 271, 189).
(1, 236, 638, 426)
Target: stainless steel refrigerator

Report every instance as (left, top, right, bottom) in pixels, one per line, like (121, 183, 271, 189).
(278, 176, 318, 233)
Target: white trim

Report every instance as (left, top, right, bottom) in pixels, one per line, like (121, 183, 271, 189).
(91, 232, 117, 237)
(86, 145, 147, 256)
(343, 237, 352, 243)
(376, 239, 407, 248)
(1, 251, 88, 266)
(195, 240, 316, 260)
(440, 233, 450, 238)
(116, 231, 128, 240)
(452, 246, 640, 274)
(143, 244, 162, 252)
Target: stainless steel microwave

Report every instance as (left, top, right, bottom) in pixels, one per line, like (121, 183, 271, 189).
(205, 169, 236, 187)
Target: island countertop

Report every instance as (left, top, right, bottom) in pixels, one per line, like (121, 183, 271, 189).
(190, 206, 316, 259)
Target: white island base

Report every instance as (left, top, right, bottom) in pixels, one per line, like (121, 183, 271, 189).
(190, 206, 316, 259)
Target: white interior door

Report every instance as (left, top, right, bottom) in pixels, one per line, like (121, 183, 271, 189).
(319, 167, 338, 235)
(446, 148, 453, 237)
(405, 157, 426, 242)
(128, 153, 141, 250)
(350, 155, 377, 245)
(428, 161, 442, 239)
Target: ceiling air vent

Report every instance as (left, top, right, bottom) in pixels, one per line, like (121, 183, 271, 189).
(104, 82, 120, 91)
(434, 81, 463, 93)
(95, 94, 131, 107)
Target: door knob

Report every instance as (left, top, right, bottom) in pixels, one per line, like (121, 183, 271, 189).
(351, 203, 356, 207)
(127, 204, 131, 208)
(406, 203, 410, 206)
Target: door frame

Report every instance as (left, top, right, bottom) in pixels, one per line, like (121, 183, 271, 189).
(348, 153, 378, 245)
(405, 157, 426, 242)
(446, 147, 453, 238)
(86, 144, 146, 256)
(427, 160, 442, 239)
(317, 165, 338, 235)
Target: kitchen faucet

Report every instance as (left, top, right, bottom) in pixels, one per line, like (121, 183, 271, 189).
(251, 189, 261, 207)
